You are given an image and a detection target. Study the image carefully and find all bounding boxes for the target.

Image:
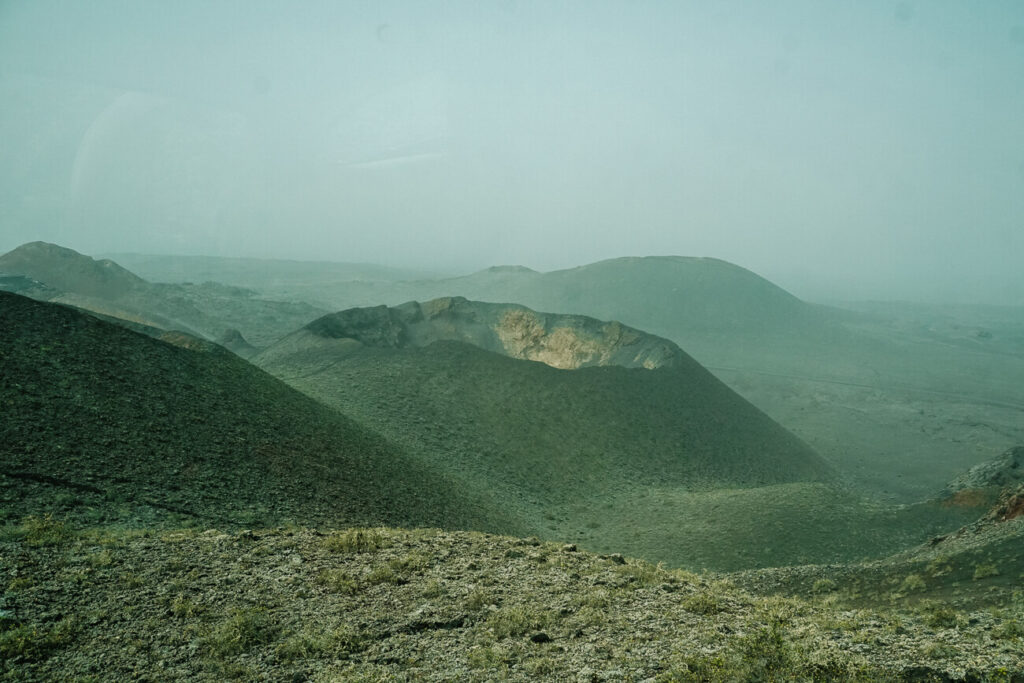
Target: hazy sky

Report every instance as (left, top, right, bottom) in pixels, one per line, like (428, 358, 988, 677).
(1, 1, 1022, 302)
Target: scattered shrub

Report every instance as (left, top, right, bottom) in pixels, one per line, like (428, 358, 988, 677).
(575, 606, 607, 628)
(923, 642, 959, 659)
(925, 558, 952, 577)
(6, 578, 34, 593)
(900, 574, 927, 593)
(918, 602, 962, 629)
(329, 624, 370, 656)
(364, 565, 402, 586)
(486, 605, 547, 639)
(170, 594, 204, 618)
(120, 572, 145, 588)
(422, 579, 446, 599)
(204, 607, 279, 657)
(465, 588, 494, 612)
(387, 552, 429, 576)
(323, 528, 388, 553)
(973, 563, 1000, 580)
(21, 515, 71, 547)
(683, 593, 724, 616)
(274, 631, 321, 663)
(316, 569, 359, 595)
(993, 619, 1023, 641)
(738, 619, 792, 678)
(86, 549, 114, 568)
(614, 560, 663, 587)
(0, 617, 78, 662)
(274, 626, 369, 663)
(525, 656, 557, 675)
(467, 644, 511, 670)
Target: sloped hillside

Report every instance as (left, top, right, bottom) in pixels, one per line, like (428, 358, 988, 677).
(0, 291, 515, 534)
(213, 253, 1024, 501)
(248, 300, 928, 569)
(258, 300, 832, 495)
(736, 448, 1024, 611)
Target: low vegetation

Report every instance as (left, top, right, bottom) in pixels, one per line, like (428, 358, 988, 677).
(2, 519, 1021, 681)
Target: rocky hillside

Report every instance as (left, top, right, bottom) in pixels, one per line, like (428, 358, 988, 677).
(300, 297, 687, 370)
(0, 291, 515, 534)
(735, 452, 1024, 612)
(942, 446, 1024, 504)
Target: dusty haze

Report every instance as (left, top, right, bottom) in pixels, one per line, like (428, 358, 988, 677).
(1, 1, 1022, 303)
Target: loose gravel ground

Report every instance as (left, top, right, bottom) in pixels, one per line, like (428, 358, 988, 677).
(3, 522, 1022, 681)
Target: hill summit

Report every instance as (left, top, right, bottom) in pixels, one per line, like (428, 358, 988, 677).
(0, 241, 147, 300)
(304, 297, 686, 370)
(0, 242, 325, 347)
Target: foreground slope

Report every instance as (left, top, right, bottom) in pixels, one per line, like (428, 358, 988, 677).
(0, 291, 514, 533)
(3, 522, 1021, 681)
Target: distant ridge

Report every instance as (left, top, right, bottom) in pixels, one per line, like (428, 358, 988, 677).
(483, 264, 538, 274)
(0, 241, 147, 300)
(236, 254, 829, 344)
(476, 255, 821, 334)
(0, 242, 325, 347)
(66, 251, 826, 342)
(105, 252, 446, 291)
